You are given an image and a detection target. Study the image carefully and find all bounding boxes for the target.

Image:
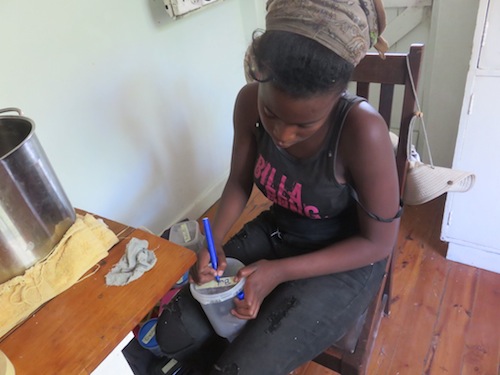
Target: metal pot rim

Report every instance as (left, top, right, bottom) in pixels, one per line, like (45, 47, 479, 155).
(0, 114, 37, 161)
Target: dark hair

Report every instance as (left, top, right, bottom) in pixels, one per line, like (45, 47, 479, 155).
(248, 30, 354, 98)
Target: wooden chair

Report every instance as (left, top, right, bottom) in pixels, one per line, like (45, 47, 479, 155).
(311, 43, 424, 375)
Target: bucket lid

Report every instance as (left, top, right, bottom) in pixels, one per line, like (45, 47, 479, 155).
(138, 318, 159, 349)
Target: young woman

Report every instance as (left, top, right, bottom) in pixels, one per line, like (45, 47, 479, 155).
(156, 1, 400, 374)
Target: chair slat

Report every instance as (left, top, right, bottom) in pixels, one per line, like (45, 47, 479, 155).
(379, 83, 395, 127)
(356, 82, 369, 100)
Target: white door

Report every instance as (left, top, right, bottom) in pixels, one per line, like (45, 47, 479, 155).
(441, 0, 500, 274)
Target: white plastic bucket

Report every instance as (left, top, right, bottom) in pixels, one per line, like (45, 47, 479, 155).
(190, 258, 247, 342)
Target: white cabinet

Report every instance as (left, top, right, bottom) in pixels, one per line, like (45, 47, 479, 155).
(441, 0, 500, 274)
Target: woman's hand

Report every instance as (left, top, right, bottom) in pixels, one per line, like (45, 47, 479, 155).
(189, 246, 227, 285)
(231, 259, 281, 320)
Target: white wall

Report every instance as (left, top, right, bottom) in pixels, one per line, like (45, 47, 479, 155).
(0, 0, 260, 234)
(421, 0, 480, 167)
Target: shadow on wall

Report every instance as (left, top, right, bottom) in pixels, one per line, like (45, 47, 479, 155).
(113, 73, 204, 233)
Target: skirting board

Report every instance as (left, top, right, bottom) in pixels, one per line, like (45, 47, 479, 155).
(446, 242, 500, 274)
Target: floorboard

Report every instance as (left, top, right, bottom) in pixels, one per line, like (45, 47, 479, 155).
(462, 270, 500, 375)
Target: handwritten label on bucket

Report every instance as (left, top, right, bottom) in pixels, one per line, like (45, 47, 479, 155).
(179, 223, 192, 243)
(197, 276, 237, 290)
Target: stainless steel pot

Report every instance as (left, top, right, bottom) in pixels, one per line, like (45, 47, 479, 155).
(0, 108, 75, 284)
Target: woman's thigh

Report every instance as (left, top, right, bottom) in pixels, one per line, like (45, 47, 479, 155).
(211, 259, 386, 375)
(223, 210, 280, 264)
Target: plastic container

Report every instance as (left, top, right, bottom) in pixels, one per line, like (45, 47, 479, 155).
(168, 220, 203, 287)
(138, 318, 164, 357)
(168, 220, 203, 253)
(190, 258, 247, 342)
(169, 220, 204, 288)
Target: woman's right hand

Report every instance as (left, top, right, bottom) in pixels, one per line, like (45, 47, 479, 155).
(189, 246, 227, 285)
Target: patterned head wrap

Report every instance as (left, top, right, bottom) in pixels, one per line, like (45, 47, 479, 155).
(265, 0, 388, 66)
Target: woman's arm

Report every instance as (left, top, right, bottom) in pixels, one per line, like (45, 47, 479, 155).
(212, 83, 260, 247)
(192, 83, 260, 283)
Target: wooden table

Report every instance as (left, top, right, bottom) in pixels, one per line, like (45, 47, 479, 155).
(0, 212, 197, 375)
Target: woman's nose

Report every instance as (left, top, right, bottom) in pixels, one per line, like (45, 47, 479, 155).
(272, 122, 293, 143)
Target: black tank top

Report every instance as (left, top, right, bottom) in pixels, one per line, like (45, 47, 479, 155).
(252, 94, 365, 244)
(253, 94, 364, 219)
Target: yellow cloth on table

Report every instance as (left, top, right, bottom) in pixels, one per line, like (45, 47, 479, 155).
(0, 214, 119, 339)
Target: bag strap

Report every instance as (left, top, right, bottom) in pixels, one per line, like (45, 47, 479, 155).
(406, 56, 435, 168)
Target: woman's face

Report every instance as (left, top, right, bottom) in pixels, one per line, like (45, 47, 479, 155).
(257, 83, 341, 150)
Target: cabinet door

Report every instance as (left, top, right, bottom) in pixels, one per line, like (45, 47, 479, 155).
(441, 76, 500, 248)
(441, 0, 500, 273)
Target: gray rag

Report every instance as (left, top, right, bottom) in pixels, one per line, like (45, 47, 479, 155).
(105, 237, 157, 286)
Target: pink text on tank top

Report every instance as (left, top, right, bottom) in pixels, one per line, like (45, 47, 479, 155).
(254, 155, 321, 219)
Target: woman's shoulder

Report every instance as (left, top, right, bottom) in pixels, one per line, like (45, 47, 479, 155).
(234, 82, 260, 131)
(235, 82, 259, 114)
(342, 99, 388, 148)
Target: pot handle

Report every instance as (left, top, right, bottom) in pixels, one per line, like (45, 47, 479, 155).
(0, 107, 23, 116)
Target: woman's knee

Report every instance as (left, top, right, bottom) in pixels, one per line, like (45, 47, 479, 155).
(155, 289, 214, 358)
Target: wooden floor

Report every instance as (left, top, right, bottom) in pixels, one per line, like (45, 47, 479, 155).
(202, 187, 500, 375)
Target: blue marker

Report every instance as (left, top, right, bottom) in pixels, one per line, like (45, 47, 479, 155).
(202, 217, 220, 282)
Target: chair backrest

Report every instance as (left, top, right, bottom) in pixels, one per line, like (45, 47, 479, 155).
(350, 43, 424, 195)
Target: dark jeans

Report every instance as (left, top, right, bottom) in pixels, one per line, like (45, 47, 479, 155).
(156, 209, 386, 375)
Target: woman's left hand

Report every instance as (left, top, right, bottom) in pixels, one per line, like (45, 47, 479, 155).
(231, 259, 281, 320)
